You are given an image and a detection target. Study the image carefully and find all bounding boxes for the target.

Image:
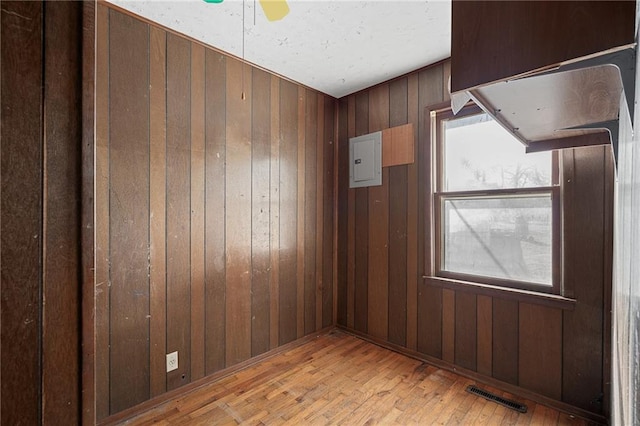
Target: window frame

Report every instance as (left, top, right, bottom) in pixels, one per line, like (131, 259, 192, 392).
(427, 103, 562, 295)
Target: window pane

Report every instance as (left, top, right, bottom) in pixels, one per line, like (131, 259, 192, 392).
(442, 195, 552, 285)
(443, 113, 551, 191)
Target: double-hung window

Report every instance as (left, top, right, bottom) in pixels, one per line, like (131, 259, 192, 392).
(430, 104, 560, 294)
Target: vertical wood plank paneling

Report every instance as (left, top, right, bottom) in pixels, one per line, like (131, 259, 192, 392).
(95, 3, 110, 420)
(42, 4, 82, 421)
(346, 96, 357, 329)
(519, 303, 562, 400)
(269, 75, 281, 350)
(367, 84, 390, 340)
(279, 79, 298, 345)
(476, 295, 493, 377)
(562, 146, 606, 411)
(333, 98, 340, 328)
(388, 77, 408, 347)
(149, 25, 167, 398)
(322, 98, 335, 328)
(225, 58, 252, 365)
(333, 58, 610, 419)
(81, 3, 97, 422)
(354, 92, 369, 333)
(333, 100, 340, 329)
(454, 292, 477, 371)
(108, 9, 150, 412)
(251, 68, 271, 356)
(304, 90, 317, 334)
(406, 74, 419, 351)
(316, 95, 326, 331)
(190, 42, 206, 381)
(441, 289, 456, 363)
(166, 32, 191, 391)
(492, 298, 519, 385)
(296, 87, 306, 338)
(97, 6, 339, 415)
(417, 65, 444, 358)
(0, 2, 43, 423)
(336, 97, 349, 327)
(204, 50, 226, 374)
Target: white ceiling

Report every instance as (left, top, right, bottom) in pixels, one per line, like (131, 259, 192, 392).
(106, 0, 452, 98)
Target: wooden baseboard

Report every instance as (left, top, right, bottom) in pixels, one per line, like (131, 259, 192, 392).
(98, 326, 334, 425)
(337, 325, 607, 425)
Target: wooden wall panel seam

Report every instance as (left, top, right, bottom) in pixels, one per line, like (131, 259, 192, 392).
(82, 2, 97, 423)
(416, 65, 445, 359)
(190, 41, 206, 381)
(406, 74, 419, 351)
(2, 2, 45, 423)
(333, 98, 340, 327)
(353, 92, 369, 334)
(315, 94, 325, 332)
(388, 77, 408, 347)
(322, 97, 335, 328)
(108, 9, 151, 412)
(346, 96, 356, 329)
(166, 31, 192, 391)
(204, 49, 226, 375)
(251, 68, 271, 357)
(224, 58, 252, 366)
(95, 4, 110, 419)
(296, 87, 306, 338)
(42, 3, 83, 421)
(269, 75, 280, 350)
(149, 24, 167, 398)
(278, 79, 298, 346)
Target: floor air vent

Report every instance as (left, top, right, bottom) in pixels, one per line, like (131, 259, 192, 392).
(465, 385, 528, 413)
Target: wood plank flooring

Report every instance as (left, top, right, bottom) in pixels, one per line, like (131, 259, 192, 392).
(118, 330, 593, 425)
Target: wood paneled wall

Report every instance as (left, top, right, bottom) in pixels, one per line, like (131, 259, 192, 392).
(95, 5, 335, 419)
(1, 1, 84, 424)
(336, 61, 614, 417)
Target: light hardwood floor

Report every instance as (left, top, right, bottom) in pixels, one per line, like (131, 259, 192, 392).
(119, 330, 593, 425)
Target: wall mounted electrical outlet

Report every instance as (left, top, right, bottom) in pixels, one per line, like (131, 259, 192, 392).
(166, 351, 178, 372)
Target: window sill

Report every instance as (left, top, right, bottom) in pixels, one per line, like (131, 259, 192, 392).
(422, 275, 576, 310)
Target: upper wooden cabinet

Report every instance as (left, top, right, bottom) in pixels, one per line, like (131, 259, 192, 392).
(451, 1, 635, 93)
(450, 1, 636, 161)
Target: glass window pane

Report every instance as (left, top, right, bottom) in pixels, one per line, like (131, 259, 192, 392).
(443, 113, 551, 191)
(442, 195, 552, 285)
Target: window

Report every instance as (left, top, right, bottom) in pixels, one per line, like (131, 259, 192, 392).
(430, 104, 560, 294)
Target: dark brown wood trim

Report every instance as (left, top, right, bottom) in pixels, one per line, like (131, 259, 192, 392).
(81, 0, 96, 424)
(97, 327, 335, 426)
(333, 99, 340, 327)
(422, 276, 576, 311)
(525, 132, 610, 153)
(423, 101, 453, 277)
(337, 325, 605, 425)
(561, 149, 576, 299)
(1, 3, 44, 423)
(94, 3, 110, 419)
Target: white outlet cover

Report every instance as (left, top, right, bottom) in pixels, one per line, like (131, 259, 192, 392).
(166, 351, 178, 373)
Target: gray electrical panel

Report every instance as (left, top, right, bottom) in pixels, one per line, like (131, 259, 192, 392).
(349, 131, 382, 188)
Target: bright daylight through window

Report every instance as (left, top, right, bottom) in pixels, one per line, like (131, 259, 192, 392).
(433, 106, 559, 293)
